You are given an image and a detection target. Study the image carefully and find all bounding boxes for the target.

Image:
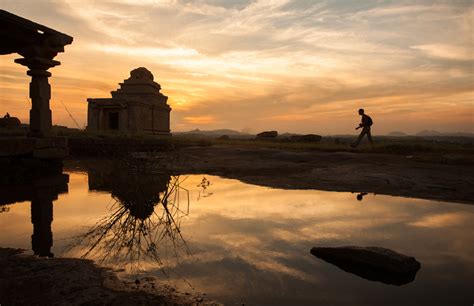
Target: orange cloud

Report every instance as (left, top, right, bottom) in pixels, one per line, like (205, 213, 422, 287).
(409, 212, 471, 228)
(184, 116, 217, 124)
(262, 114, 314, 122)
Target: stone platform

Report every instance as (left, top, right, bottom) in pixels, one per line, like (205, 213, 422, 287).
(0, 137, 68, 158)
(0, 137, 68, 184)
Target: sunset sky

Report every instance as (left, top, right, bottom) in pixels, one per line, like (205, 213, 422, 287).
(0, 0, 472, 134)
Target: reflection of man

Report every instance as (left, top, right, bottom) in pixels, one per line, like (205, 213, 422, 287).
(351, 108, 374, 148)
(356, 192, 368, 201)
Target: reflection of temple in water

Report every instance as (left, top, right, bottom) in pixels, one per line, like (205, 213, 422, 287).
(0, 174, 69, 257)
(87, 163, 171, 220)
(70, 161, 189, 270)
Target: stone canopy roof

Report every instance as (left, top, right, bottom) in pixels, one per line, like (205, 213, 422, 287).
(0, 9, 73, 59)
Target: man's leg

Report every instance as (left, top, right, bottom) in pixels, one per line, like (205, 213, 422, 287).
(366, 128, 374, 147)
(352, 129, 367, 147)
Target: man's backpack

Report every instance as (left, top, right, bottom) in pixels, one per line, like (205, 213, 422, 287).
(367, 115, 373, 126)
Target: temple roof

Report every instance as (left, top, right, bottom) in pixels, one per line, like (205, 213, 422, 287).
(88, 68, 169, 109)
(113, 67, 163, 96)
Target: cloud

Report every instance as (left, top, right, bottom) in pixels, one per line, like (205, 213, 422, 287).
(352, 4, 449, 18)
(184, 115, 218, 124)
(178, 0, 256, 10)
(90, 44, 199, 58)
(411, 44, 474, 61)
(260, 114, 313, 122)
(409, 212, 472, 228)
(0, 0, 473, 134)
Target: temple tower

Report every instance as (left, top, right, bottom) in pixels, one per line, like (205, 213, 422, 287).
(87, 67, 171, 135)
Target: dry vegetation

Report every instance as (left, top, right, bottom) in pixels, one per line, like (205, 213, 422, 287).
(2, 126, 473, 162)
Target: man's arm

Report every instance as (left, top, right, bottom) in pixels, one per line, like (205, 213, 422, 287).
(356, 115, 368, 129)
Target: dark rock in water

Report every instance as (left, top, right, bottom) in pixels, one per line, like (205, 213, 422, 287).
(311, 246, 421, 286)
(257, 130, 278, 138)
(0, 117, 21, 128)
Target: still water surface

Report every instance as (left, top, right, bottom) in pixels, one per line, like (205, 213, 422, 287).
(0, 170, 473, 305)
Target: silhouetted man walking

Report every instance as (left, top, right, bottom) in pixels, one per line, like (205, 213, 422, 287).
(351, 108, 373, 148)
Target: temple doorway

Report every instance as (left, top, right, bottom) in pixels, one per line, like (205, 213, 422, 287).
(108, 112, 119, 130)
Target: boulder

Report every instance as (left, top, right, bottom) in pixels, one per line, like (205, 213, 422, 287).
(311, 246, 421, 286)
(290, 134, 322, 142)
(217, 135, 230, 140)
(256, 131, 278, 138)
(0, 117, 21, 128)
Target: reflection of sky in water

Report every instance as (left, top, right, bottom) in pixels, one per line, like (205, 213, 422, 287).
(0, 172, 473, 305)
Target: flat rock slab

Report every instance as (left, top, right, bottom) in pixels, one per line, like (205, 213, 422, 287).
(311, 246, 421, 286)
(0, 248, 203, 305)
(176, 146, 474, 204)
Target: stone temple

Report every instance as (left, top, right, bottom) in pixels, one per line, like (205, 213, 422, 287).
(87, 67, 171, 135)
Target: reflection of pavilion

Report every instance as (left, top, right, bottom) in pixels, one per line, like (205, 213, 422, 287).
(0, 174, 69, 257)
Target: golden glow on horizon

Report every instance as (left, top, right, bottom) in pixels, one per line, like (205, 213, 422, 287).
(0, 0, 472, 134)
(184, 115, 218, 124)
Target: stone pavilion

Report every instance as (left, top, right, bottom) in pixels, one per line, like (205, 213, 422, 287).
(0, 9, 73, 138)
(87, 67, 171, 135)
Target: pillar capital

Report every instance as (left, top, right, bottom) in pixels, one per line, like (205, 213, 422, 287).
(15, 57, 60, 75)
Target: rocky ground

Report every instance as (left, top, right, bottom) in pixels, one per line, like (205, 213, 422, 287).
(0, 248, 212, 306)
(175, 145, 474, 204)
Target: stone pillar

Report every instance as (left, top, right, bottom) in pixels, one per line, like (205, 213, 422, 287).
(99, 108, 105, 130)
(15, 57, 59, 138)
(119, 107, 128, 132)
(128, 105, 138, 132)
(86, 103, 98, 130)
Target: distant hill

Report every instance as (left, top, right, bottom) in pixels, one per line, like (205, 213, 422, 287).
(415, 130, 474, 137)
(446, 132, 474, 137)
(416, 130, 443, 137)
(387, 131, 408, 137)
(173, 129, 474, 138)
(174, 129, 251, 137)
